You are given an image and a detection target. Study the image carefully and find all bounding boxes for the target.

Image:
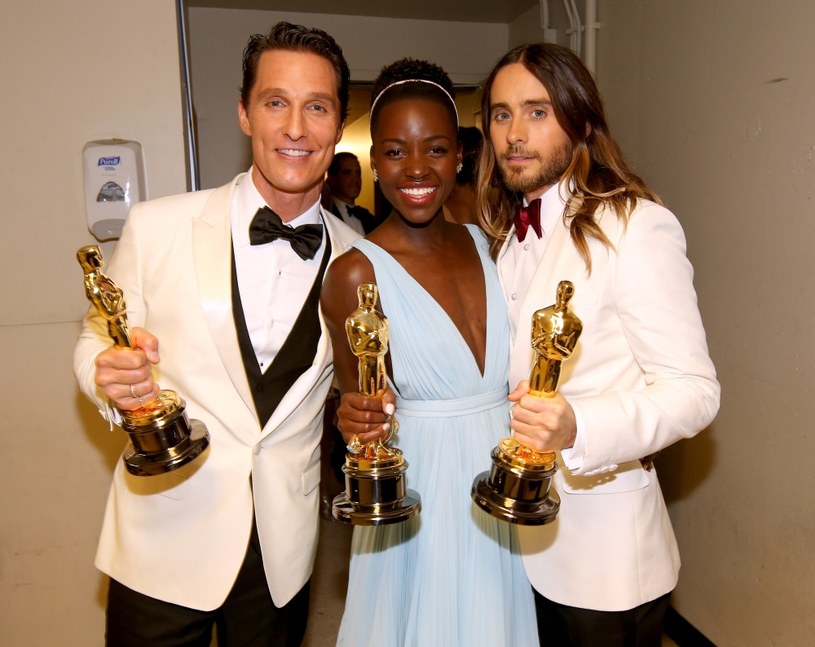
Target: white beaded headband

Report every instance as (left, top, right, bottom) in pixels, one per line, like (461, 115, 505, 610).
(369, 79, 459, 126)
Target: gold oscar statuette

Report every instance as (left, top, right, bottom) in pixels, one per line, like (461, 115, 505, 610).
(472, 280, 583, 525)
(331, 282, 420, 525)
(77, 245, 210, 476)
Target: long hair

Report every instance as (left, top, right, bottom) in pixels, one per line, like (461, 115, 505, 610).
(240, 22, 350, 122)
(476, 43, 660, 270)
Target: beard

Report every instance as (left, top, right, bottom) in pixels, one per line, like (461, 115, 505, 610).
(499, 142, 572, 194)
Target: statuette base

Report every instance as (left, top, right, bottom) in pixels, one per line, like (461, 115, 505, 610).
(332, 455, 420, 526)
(471, 440, 560, 526)
(120, 391, 210, 476)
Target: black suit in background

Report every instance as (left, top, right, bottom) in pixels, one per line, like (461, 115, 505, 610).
(331, 201, 380, 235)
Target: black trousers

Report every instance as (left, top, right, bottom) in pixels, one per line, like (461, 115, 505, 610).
(534, 589, 670, 647)
(106, 525, 310, 647)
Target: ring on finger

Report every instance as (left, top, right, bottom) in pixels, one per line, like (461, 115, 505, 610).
(130, 384, 137, 398)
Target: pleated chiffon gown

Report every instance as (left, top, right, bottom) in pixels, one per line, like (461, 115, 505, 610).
(336, 226, 539, 647)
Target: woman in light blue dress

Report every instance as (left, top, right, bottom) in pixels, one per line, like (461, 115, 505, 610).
(320, 58, 538, 647)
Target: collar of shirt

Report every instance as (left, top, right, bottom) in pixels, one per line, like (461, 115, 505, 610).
(540, 181, 569, 235)
(510, 181, 568, 249)
(502, 180, 571, 338)
(232, 170, 324, 249)
(230, 170, 325, 369)
(332, 197, 350, 215)
(332, 197, 365, 235)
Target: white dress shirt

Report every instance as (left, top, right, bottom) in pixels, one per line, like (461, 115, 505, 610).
(500, 181, 590, 472)
(332, 198, 365, 235)
(231, 172, 326, 371)
(503, 183, 564, 339)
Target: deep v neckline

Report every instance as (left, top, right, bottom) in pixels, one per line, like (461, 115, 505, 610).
(357, 229, 492, 379)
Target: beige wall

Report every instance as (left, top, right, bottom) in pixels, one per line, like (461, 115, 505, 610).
(514, 3, 815, 643)
(595, 2, 815, 644)
(0, 1, 187, 644)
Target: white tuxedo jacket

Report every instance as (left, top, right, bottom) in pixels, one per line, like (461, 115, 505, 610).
(498, 197, 720, 611)
(74, 174, 360, 610)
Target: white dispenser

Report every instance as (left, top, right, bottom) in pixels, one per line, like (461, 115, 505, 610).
(82, 139, 144, 241)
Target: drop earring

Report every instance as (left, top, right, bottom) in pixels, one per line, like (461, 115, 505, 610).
(372, 169, 379, 182)
(456, 162, 463, 174)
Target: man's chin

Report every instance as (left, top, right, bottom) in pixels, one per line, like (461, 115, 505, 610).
(502, 169, 537, 194)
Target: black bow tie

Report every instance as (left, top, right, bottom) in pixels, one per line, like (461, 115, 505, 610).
(249, 206, 323, 260)
(348, 205, 367, 219)
(514, 199, 542, 242)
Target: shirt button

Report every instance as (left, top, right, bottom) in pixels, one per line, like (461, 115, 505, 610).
(523, 243, 530, 251)
(511, 293, 518, 301)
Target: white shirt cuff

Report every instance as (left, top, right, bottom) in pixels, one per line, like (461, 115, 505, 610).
(560, 403, 618, 476)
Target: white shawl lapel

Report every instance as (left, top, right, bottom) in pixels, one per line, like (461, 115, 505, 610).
(191, 176, 257, 422)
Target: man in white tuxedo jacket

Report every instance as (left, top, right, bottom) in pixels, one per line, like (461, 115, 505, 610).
(74, 22, 359, 646)
(476, 44, 721, 645)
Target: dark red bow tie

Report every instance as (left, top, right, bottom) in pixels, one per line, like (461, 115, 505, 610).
(514, 199, 542, 242)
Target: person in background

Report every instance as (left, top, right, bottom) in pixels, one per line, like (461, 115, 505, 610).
(321, 57, 538, 646)
(443, 125, 483, 226)
(475, 42, 720, 646)
(73, 21, 359, 646)
(326, 151, 380, 234)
